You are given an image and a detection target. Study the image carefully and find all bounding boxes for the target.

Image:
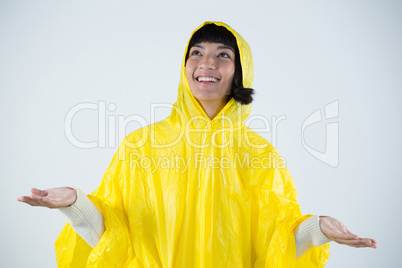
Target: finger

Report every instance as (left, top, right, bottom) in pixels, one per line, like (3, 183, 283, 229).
(334, 239, 367, 248)
(31, 188, 48, 197)
(29, 193, 52, 207)
(361, 238, 377, 248)
(30, 193, 45, 201)
(17, 196, 42, 206)
(335, 238, 374, 248)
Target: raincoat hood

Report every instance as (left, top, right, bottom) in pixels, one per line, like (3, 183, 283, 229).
(171, 21, 254, 126)
(55, 21, 330, 268)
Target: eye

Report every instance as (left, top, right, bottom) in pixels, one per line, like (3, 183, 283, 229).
(218, 52, 231, 59)
(190, 50, 202, 56)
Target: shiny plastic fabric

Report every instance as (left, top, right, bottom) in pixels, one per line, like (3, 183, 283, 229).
(55, 21, 330, 267)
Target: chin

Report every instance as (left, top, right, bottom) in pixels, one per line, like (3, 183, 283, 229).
(194, 95, 220, 102)
(192, 91, 219, 100)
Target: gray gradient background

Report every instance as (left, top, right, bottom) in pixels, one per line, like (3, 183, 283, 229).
(1, 0, 401, 267)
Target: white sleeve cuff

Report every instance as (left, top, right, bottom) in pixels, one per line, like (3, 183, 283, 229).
(295, 215, 332, 258)
(59, 188, 105, 248)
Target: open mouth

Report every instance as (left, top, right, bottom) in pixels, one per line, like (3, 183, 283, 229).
(196, 76, 220, 82)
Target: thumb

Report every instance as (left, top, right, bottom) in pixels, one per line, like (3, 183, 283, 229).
(31, 188, 48, 197)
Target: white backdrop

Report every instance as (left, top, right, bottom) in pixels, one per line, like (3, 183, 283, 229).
(1, 0, 401, 267)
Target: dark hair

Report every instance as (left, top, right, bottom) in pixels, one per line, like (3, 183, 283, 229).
(185, 24, 254, 105)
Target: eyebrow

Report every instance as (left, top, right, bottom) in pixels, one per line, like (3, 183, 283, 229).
(218, 45, 235, 52)
(192, 44, 235, 53)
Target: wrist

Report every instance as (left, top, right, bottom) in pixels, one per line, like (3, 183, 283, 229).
(66, 187, 78, 207)
(319, 216, 331, 240)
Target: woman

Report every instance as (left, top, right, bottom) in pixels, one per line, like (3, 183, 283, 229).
(18, 21, 376, 267)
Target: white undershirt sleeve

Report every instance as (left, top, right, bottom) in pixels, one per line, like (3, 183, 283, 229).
(294, 215, 332, 258)
(58, 188, 105, 248)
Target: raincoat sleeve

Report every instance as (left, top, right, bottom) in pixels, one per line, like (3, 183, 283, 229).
(55, 137, 135, 267)
(257, 145, 330, 268)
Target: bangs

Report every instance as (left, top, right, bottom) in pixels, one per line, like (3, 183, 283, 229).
(186, 24, 238, 61)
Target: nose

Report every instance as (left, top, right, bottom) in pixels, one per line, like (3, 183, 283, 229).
(199, 55, 217, 70)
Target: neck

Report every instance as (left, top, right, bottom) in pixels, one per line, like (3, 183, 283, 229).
(197, 99, 227, 120)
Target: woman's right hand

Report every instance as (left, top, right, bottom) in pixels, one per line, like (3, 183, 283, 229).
(18, 187, 77, 208)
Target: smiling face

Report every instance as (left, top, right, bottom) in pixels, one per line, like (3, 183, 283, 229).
(186, 42, 235, 108)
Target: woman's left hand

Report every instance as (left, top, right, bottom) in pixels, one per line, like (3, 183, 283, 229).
(319, 216, 377, 248)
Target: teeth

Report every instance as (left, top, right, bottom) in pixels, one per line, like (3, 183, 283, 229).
(198, 76, 218, 82)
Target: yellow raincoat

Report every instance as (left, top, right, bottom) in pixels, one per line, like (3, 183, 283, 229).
(55, 21, 330, 267)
